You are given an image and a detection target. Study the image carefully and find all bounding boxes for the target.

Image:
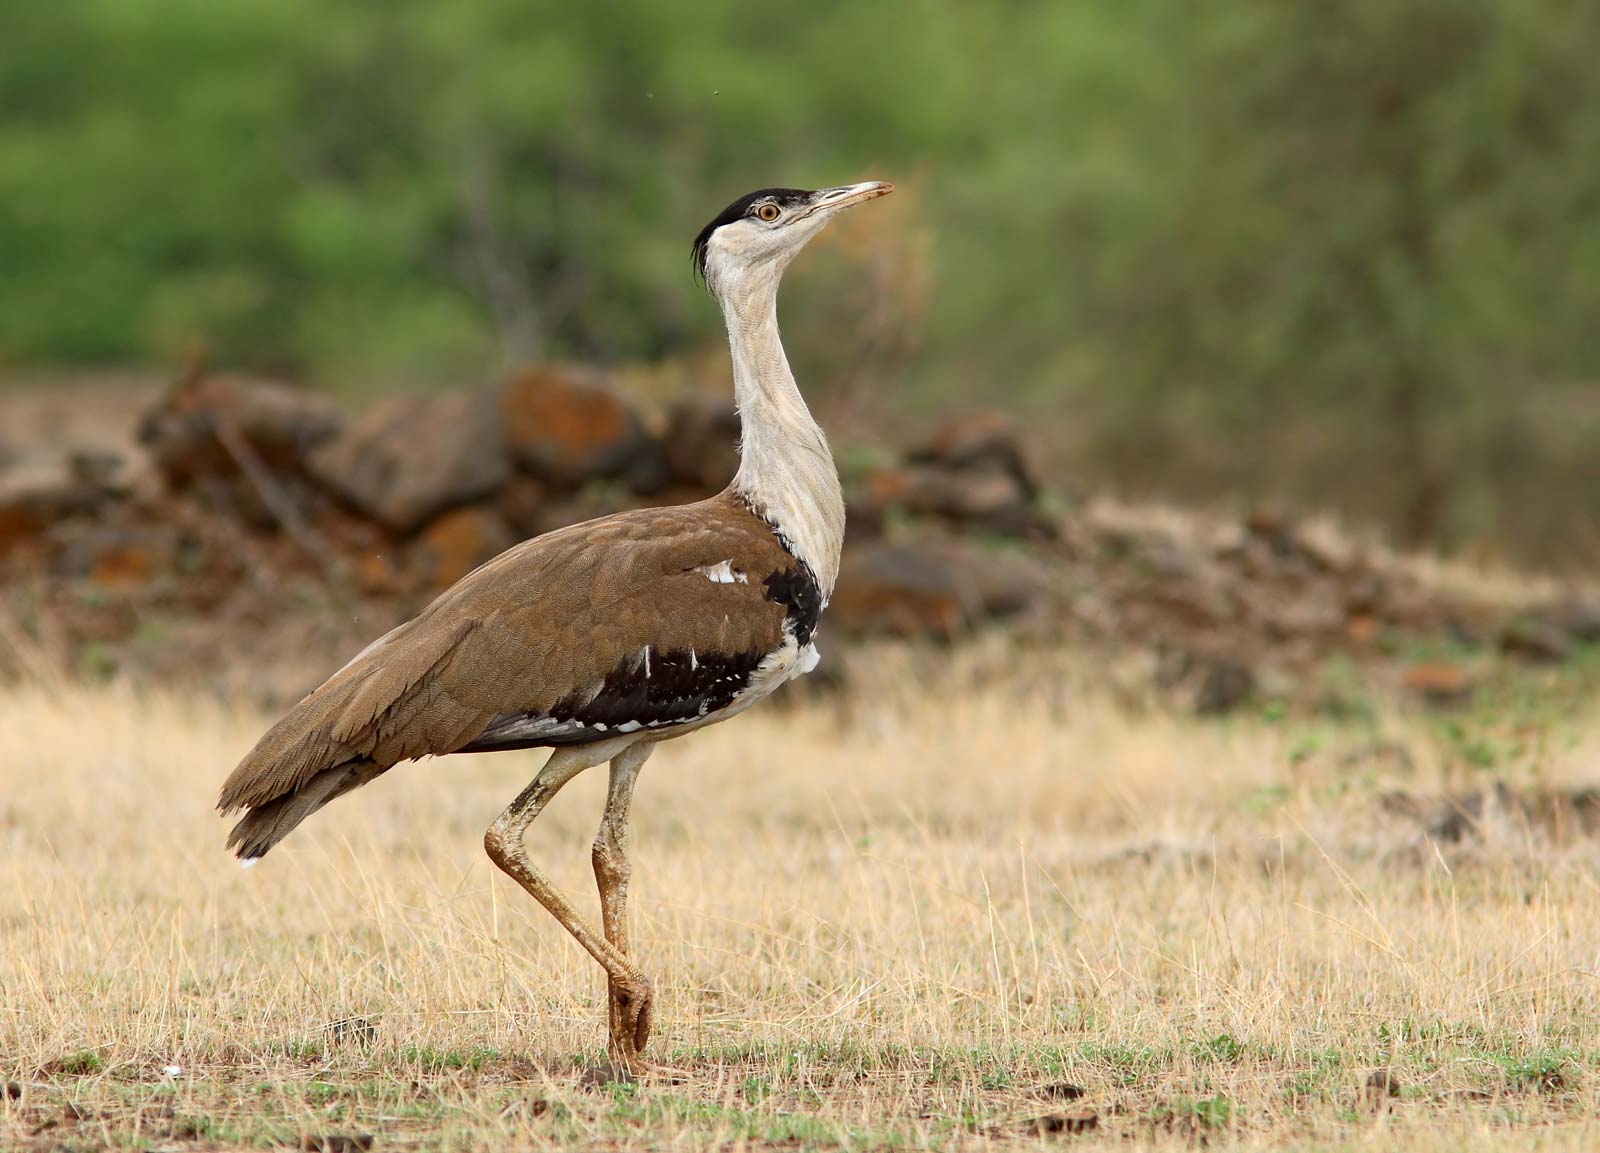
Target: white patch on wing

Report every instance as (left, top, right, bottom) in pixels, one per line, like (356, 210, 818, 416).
(797, 643, 820, 675)
(694, 560, 747, 584)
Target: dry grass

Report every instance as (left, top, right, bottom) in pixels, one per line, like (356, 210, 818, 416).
(3, 664, 1600, 1151)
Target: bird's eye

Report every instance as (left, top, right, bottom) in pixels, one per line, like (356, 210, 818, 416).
(755, 202, 781, 222)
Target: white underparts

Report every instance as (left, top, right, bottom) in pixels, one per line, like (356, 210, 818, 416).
(694, 560, 747, 584)
(739, 625, 819, 706)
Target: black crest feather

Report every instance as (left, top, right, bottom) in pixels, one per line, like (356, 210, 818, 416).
(692, 187, 813, 284)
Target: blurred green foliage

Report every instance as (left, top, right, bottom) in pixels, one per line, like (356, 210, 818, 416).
(2, 1, 1599, 563)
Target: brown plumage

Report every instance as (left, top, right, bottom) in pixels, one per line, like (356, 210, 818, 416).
(220, 180, 893, 1071)
(218, 492, 805, 855)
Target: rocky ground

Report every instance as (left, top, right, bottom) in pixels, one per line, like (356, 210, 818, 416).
(2, 363, 1596, 711)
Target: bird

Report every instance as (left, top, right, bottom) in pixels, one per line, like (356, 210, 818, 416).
(216, 181, 894, 1069)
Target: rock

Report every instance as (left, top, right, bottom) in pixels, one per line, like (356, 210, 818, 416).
(622, 438, 672, 496)
(1154, 649, 1256, 715)
(865, 464, 1044, 537)
(960, 545, 1054, 618)
(500, 365, 658, 487)
(1498, 616, 1572, 664)
(829, 538, 1050, 639)
(664, 396, 741, 492)
(1539, 597, 1600, 645)
(844, 495, 887, 540)
(496, 474, 551, 538)
(1344, 613, 1380, 645)
(1193, 659, 1256, 715)
(137, 367, 344, 533)
(907, 411, 1041, 498)
(0, 452, 128, 558)
(51, 524, 179, 587)
(830, 544, 965, 639)
(353, 548, 408, 597)
(1403, 662, 1473, 707)
(1363, 1069, 1400, 1109)
(1380, 782, 1521, 843)
(139, 367, 343, 487)
(410, 507, 515, 591)
(309, 390, 509, 533)
(1241, 509, 1338, 574)
(1129, 557, 1235, 629)
(528, 487, 673, 538)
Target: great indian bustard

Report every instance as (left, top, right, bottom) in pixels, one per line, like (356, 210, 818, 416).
(217, 181, 893, 1068)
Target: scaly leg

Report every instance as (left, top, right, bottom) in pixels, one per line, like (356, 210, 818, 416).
(592, 742, 654, 1062)
(483, 739, 654, 1068)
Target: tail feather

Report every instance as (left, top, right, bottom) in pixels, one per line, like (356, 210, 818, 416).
(224, 758, 386, 860)
(217, 613, 488, 861)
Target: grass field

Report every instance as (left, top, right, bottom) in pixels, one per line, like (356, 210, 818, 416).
(3, 656, 1600, 1151)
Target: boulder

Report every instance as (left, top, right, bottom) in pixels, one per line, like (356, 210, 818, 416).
(499, 365, 660, 488)
(1498, 616, 1572, 665)
(829, 537, 1050, 639)
(528, 488, 657, 539)
(495, 474, 551, 539)
(843, 495, 887, 540)
(308, 389, 509, 533)
(1154, 648, 1257, 715)
(0, 451, 129, 559)
(1540, 597, 1600, 645)
(1193, 659, 1256, 715)
(1239, 510, 1339, 575)
(1403, 662, 1474, 707)
(664, 397, 741, 493)
(410, 507, 515, 591)
(139, 368, 344, 486)
(906, 411, 1042, 498)
(137, 367, 345, 533)
(864, 464, 1044, 537)
(51, 522, 180, 587)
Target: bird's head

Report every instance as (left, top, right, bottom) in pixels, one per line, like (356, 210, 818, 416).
(693, 182, 894, 299)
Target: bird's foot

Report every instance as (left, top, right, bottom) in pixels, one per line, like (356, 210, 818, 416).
(606, 971, 654, 1072)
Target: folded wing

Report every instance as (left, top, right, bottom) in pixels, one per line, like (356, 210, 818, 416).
(217, 493, 809, 858)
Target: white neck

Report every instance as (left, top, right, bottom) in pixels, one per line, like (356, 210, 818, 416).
(718, 264, 845, 599)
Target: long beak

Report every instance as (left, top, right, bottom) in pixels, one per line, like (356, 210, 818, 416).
(811, 181, 894, 215)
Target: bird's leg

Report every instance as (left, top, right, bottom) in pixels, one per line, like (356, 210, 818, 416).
(592, 742, 654, 1063)
(483, 742, 654, 1068)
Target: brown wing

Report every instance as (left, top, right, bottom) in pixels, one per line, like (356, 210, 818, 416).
(217, 492, 806, 858)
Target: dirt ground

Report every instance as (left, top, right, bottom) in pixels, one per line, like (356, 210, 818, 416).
(3, 652, 1600, 1151)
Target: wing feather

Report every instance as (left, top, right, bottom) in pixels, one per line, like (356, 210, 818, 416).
(216, 494, 803, 857)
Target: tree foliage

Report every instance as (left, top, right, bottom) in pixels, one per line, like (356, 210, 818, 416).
(2, 0, 1599, 561)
